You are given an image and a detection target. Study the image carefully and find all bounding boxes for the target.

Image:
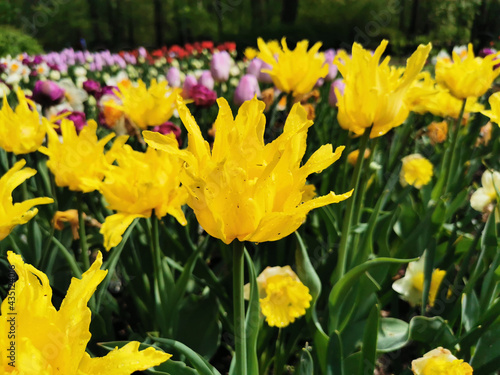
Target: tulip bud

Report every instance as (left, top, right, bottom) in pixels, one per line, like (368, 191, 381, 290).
(210, 51, 232, 82)
(234, 74, 260, 106)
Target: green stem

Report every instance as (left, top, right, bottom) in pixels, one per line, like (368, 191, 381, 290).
(77, 192, 90, 272)
(233, 240, 247, 375)
(331, 128, 371, 283)
(444, 99, 467, 194)
(149, 215, 169, 335)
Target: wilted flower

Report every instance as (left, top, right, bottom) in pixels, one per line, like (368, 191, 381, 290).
(0, 251, 171, 374)
(234, 74, 260, 106)
(100, 143, 187, 250)
(39, 119, 119, 192)
(436, 43, 500, 99)
(392, 253, 446, 307)
(400, 154, 433, 189)
(481, 91, 500, 126)
(32, 80, 65, 107)
(0, 88, 52, 154)
(411, 347, 473, 375)
(144, 97, 352, 244)
(335, 40, 431, 137)
(257, 38, 328, 97)
(210, 50, 232, 82)
(0, 160, 53, 240)
(470, 170, 500, 212)
(427, 121, 448, 144)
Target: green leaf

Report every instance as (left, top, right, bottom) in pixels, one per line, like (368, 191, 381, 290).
(461, 290, 480, 332)
(359, 304, 380, 375)
(470, 322, 500, 373)
(409, 316, 456, 348)
(326, 330, 343, 375)
(328, 257, 417, 333)
(377, 318, 409, 353)
(150, 336, 221, 375)
(176, 292, 222, 359)
(295, 232, 329, 374)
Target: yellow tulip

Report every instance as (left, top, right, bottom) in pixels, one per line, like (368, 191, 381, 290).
(481, 91, 500, 126)
(257, 38, 328, 97)
(39, 119, 122, 193)
(144, 96, 352, 244)
(111, 79, 182, 129)
(0, 160, 53, 240)
(0, 251, 171, 374)
(99, 143, 188, 250)
(400, 154, 434, 189)
(436, 43, 500, 99)
(411, 347, 473, 375)
(408, 72, 484, 119)
(334, 40, 431, 138)
(0, 88, 52, 154)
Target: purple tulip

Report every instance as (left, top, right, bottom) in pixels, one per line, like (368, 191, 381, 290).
(151, 121, 182, 146)
(183, 75, 197, 98)
(234, 74, 260, 106)
(329, 79, 345, 107)
(247, 58, 262, 77)
(210, 51, 231, 82)
(56, 110, 87, 133)
(32, 80, 65, 107)
(199, 70, 214, 90)
(258, 61, 273, 83)
(138, 47, 147, 58)
(166, 67, 181, 87)
(323, 49, 338, 81)
(83, 80, 101, 96)
(189, 84, 217, 107)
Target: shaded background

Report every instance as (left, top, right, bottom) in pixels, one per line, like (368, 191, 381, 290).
(1, 0, 500, 56)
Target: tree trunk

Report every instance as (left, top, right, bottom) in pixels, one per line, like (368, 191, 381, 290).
(409, 0, 420, 36)
(281, 0, 298, 25)
(251, 0, 265, 27)
(154, 0, 164, 47)
(87, 0, 104, 48)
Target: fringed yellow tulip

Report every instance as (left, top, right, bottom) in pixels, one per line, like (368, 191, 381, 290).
(257, 38, 328, 97)
(39, 119, 122, 193)
(408, 72, 484, 119)
(112, 79, 182, 129)
(99, 143, 187, 250)
(0, 160, 53, 240)
(0, 251, 171, 374)
(334, 40, 431, 137)
(411, 347, 473, 375)
(436, 43, 500, 99)
(144, 96, 352, 244)
(481, 91, 500, 126)
(0, 89, 53, 154)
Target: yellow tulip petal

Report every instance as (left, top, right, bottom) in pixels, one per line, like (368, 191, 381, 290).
(101, 213, 146, 251)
